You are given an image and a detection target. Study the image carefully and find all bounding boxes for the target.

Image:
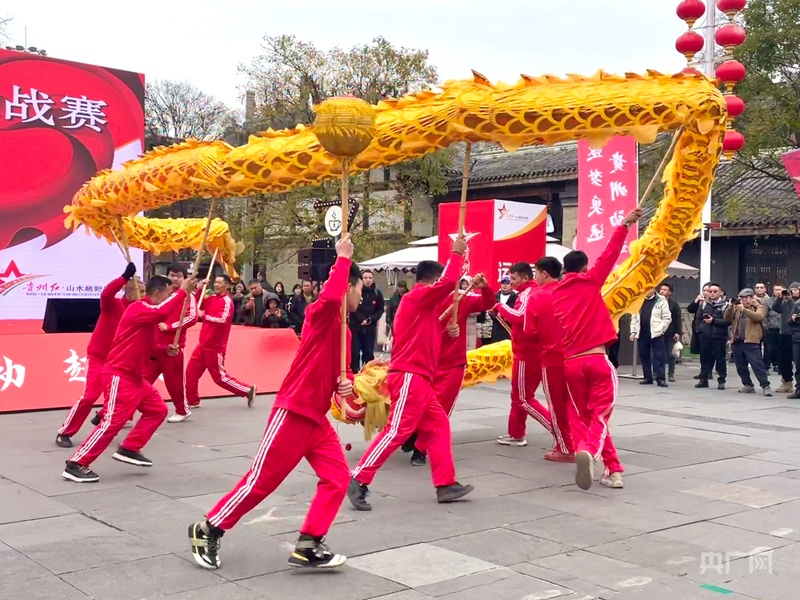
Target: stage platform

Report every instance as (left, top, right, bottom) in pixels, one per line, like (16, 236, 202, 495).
(0, 321, 299, 413)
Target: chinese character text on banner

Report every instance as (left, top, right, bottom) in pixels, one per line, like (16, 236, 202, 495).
(576, 136, 639, 268)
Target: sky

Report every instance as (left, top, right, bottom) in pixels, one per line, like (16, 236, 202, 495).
(4, 0, 690, 110)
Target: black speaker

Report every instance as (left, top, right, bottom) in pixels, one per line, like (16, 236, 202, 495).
(42, 298, 101, 333)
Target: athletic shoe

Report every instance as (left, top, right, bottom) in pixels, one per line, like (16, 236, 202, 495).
(347, 478, 372, 511)
(55, 434, 73, 448)
(695, 380, 709, 388)
(600, 472, 624, 489)
(738, 386, 755, 394)
(436, 482, 474, 503)
(90, 412, 101, 426)
(763, 386, 774, 397)
(410, 450, 427, 466)
(188, 520, 222, 569)
(718, 383, 726, 390)
(777, 380, 793, 393)
(668, 375, 676, 383)
(112, 447, 153, 467)
(189, 403, 201, 409)
(247, 386, 256, 408)
(544, 450, 575, 463)
(789, 392, 800, 400)
(288, 535, 347, 569)
(496, 434, 527, 447)
(167, 412, 191, 423)
(639, 379, 653, 385)
(62, 461, 99, 483)
(575, 450, 595, 491)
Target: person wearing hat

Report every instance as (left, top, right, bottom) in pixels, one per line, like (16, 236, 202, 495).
(724, 288, 773, 396)
(772, 282, 800, 393)
(489, 276, 517, 343)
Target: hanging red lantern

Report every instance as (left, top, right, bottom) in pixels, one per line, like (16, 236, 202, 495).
(676, 31, 705, 61)
(722, 129, 745, 157)
(724, 94, 745, 119)
(715, 23, 747, 53)
(677, 0, 706, 27)
(717, 0, 747, 19)
(716, 60, 747, 90)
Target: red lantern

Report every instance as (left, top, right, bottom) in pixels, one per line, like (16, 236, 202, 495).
(677, 0, 706, 27)
(717, 0, 747, 19)
(676, 31, 705, 61)
(716, 60, 747, 90)
(724, 94, 745, 119)
(715, 23, 747, 53)
(722, 129, 745, 157)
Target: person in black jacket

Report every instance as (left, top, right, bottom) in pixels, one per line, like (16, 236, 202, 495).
(659, 282, 683, 382)
(772, 282, 800, 393)
(687, 282, 711, 378)
(787, 298, 800, 399)
(695, 282, 729, 390)
(489, 276, 517, 343)
(349, 270, 384, 373)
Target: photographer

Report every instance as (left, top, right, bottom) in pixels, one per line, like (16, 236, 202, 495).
(788, 297, 800, 399)
(261, 293, 290, 329)
(696, 282, 728, 390)
(724, 288, 772, 396)
(772, 283, 800, 393)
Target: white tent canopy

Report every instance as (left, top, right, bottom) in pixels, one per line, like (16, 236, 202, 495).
(360, 238, 699, 279)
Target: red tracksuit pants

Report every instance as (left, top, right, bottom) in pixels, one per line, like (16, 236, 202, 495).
(58, 357, 105, 437)
(508, 358, 554, 441)
(206, 408, 349, 536)
(68, 373, 168, 467)
(143, 349, 189, 416)
(352, 372, 456, 487)
(564, 353, 623, 475)
(185, 347, 251, 406)
(415, 365, 464, 454)
(541, 365, 574, 455)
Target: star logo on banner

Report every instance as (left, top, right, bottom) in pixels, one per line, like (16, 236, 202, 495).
(497, 204, 509, 219)
(0, 260, 24, 284)
(0, 261, 46, 296)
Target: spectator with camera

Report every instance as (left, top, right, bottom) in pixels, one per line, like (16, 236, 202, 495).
(240, 279, 268, 327)
(724, 288, 772, 396)
(772, 283, 800, 393)
(695, 282, 729, 390)
(261, 293, 290, 329)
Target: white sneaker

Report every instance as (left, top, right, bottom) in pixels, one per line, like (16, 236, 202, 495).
(575, 450, 595, 490)
(496, 434, 527, 447)
(600, 471, 624, 489)
(167, 412, 191, 423)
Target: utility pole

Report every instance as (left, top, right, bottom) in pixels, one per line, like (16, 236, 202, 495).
(699, 0, 716, 290)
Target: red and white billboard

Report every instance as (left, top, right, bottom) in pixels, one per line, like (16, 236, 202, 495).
(576, 136, 639, 268)
(438, 199, 547, 288)
(0, 50, 145, 320)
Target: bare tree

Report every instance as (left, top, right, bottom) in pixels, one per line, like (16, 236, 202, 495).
(0, 16, 13, 44)
(145, 80, 235, 141)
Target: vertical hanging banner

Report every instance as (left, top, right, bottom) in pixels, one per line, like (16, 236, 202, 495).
(576, 136, 639, 268)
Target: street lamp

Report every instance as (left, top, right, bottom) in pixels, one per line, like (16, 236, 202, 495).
(675, 0, 748, 291)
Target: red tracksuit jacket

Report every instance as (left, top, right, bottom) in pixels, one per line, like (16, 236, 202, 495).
(198, 292, 234, 352)
(388, 252, 463, 381)
(154, 293, 198, 351)
(551, 224, 629, 358)
(102, 290, 188, 381)
(494, 280, 539, 361)
(273, 256, 352, 426)
(524, 281, 565, 368)
(437, 286, 496, 370)
(86, 277, 133, 361)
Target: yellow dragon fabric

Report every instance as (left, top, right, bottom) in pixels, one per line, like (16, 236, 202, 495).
(66, 69, 726, 426)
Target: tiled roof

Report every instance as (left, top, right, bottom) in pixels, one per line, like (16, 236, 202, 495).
(446, 141, 578, 184)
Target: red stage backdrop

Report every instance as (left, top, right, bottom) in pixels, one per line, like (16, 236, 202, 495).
(576, 136, 639, 267)
(783, 148, 800, 199)
(0, 326, 299, 413)
(0, 50, 145, 320)
(438, 199, 547, 287)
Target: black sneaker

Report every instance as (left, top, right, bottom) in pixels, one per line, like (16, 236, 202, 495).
(788, 392, 800, 400)
(410, 450, 427, 467)
(247, 385, 256, 408)
(718, 382, 726, 390)
(401, 433, 418, 453)
(695, 380, 709, 388)
(288, 535, 347, 569)
(112, 447, 153, 467)
(657, 380, 668, 388)
(347, 478, 372, 511)
(55, 434, 73, 448)
(639, 379, 653, 385)
(62, 461, 99, 483)
(90, 412, 101, 426)
(436, 482, 474, 503)
(188, 520, 223, 569)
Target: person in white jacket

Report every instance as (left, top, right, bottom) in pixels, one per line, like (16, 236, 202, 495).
(630, 289, 673, 387)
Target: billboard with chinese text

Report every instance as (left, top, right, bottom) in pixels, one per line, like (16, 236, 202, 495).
(576, 137, 639, 268)
(0, 49, 145, 320)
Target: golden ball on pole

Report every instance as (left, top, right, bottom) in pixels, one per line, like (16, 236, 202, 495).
(312, 96, 377, 157)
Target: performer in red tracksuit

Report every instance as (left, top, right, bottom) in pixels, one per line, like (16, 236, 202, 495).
(188, 235, 361, 571)
(493, 262, 554, 447)
(524, 257, 574, 462)
(185, 274, 255, 408)
(407, 273, 495, 466)
(55, 263, 139, 448)
(348, 234, 475, 511)
(143, 263, 198, 423)
(551, 207, 642, 491)
(62, 275, 194, 483)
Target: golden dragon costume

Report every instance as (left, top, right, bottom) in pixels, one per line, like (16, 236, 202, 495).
(65, 69, 727, 434)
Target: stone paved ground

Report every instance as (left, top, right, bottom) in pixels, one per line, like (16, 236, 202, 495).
(2, 365, 800, 600)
